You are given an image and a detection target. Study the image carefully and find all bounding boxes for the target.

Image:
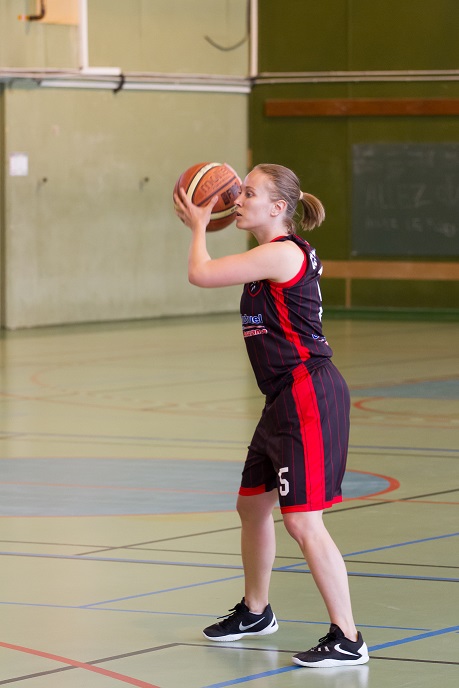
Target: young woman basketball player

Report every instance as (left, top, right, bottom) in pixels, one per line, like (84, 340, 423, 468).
(174, 163, 369, 668)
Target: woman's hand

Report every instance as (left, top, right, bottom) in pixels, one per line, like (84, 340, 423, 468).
(174, 186, 218, 231)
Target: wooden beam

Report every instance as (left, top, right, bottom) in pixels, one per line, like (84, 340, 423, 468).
(265, 98, 459, 117)
(322, 261, 459, 281)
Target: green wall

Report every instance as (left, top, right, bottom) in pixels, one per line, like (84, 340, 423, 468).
(0, 1, 249, 328)
(252, 0, 459, 312)
(258, 0, 458, 72)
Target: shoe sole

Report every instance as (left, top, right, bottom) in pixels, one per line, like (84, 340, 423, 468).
(292, 651, 369, 668)
(203, 618, 279, 642)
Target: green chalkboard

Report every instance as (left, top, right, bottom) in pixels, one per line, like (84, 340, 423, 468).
(352, 143, 459, 257)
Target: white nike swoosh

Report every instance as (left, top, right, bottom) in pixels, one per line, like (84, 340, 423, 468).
(334, 643, 360, 657)
(239, 616, 266, 631)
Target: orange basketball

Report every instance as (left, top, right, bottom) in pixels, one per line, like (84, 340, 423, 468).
(174, 162, 242, 231)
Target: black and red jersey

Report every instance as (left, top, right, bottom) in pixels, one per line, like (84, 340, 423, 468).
(240, 234, 333, 397)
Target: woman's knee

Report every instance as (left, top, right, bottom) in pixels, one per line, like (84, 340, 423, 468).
(282, 511, 325, 546)
(236, 491, 277, 523)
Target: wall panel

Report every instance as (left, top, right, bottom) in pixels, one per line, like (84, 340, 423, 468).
(252, 0, 459, 312)
(4, 87, 248, 328)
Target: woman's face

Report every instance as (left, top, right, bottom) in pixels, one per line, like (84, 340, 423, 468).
(234, 170, 276, 231)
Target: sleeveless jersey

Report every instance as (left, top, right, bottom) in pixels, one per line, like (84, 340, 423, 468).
(240, 234, 333, 397)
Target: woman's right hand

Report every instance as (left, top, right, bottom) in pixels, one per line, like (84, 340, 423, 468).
(174, 187, 218, 231)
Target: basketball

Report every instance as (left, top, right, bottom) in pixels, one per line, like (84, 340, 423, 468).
(174, 162, 242, 231)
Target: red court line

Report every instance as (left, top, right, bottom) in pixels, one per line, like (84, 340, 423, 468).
(0, 641, 161, 688)
(353, 396, 458, 419)
(0, 481, 235, 495)
(343, 469, 400, 500)
(0, 390, 253, 419)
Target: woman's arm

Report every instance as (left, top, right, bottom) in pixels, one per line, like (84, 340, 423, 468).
(174, 188, 304, 288)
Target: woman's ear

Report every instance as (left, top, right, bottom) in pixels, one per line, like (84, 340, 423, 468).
(271, 199, 287, 217)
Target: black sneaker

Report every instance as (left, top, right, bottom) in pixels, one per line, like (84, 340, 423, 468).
(292, 624, 369, 668)
(203, 598, 279, 642)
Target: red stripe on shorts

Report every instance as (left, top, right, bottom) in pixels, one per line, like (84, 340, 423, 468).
(239, 485, 266, 496)
(291, 365, 326, 510)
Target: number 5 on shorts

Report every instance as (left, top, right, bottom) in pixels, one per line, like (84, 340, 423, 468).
(278, 467, 289, 496)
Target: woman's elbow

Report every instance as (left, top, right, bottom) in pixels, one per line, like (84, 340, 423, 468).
(188, 270, 208, 287)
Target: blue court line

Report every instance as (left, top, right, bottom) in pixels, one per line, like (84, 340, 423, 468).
(278, 531, 459, 571)
(369, 624, 459, 651)
(274, 568, 459, 583)
(344, 531, 459, 557)
(2, 550, 458, 597)
(200, 625, 459, 688)
(0, 550, 245, 570)
(81, 573, 245, 608)
(0, 601, 430, 633)
(202, 666, 299, 687)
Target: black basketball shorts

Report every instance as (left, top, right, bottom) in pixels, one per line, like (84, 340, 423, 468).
(239, 361, 350, 513)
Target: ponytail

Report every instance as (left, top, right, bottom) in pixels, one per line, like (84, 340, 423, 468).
(298, 192, 325, 231)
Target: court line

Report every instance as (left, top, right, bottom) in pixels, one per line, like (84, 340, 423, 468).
(191, 641, 459, 665)
(0, 480, 450, 546)
(0, 644, 178, 686)
(354, 397, 459, 420)
(0, 602, 432, 633)
(0, 431, 246, 447)
(1, 432, 458, 453)
(0, 480, 236, 496)
(199, 625, 459, 688)
(202, 666, 299, 687)
(0, 467, 397, 519)
(278, 570, 459, 583)
(1, 550, 458, 588)
(369, 655, 459, 666)
(0, 641, 160, 688)
(345, 558, 459, 570)
(3, 484, 448, 534)
(123, 547, 459, 572)
(8, 639, 454, 687)
(329, 487, 459, 513)
(357, 497, 459, 505)
(369, 624, 459, 651)
(81, 573, 245, 608)
(275, 531, 459, 568)
(349, 444, 459, 454)
(344, 531, 459, 557)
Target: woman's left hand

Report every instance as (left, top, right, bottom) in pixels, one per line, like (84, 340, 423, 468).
(174, 186, 218, 231)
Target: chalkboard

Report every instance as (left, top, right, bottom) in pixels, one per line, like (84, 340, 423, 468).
(352, 143, 459, 257)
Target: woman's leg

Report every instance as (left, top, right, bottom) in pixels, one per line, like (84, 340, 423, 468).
(236, 490, 278, 613)
(283, 510, 358, 641)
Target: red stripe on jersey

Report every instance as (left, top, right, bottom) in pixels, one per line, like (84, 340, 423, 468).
(269, 280, 311, 361)
(291, 365, 326, 510)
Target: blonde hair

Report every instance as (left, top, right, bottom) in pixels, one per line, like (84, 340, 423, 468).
(254, 163, 325, 233)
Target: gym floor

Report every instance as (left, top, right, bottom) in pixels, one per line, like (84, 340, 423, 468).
(0, 313, 458, 687)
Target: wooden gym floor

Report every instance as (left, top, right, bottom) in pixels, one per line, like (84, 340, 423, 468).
(0, 313, 458, 687)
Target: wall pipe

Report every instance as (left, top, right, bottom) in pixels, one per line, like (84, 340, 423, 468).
(249, 0, 258, 78)
(18, 0, 46, 22)
(78, 0, 120, 77)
